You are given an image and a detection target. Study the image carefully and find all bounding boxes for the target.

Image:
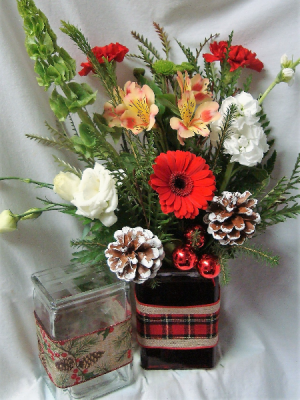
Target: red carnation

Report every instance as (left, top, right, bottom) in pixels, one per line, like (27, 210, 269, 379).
(203, 41, 263, 73)
(203, 41, 228, 63)
(79, 42, 129, 76)
(149, 151, 216, 219)
(228, 45, 263, 72)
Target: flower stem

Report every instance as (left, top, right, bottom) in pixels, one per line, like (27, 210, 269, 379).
(258, 76, 280, 105)
(15, 204, 59, 219)
(0, 177, 53, 189)
(219, 162, 235, 193)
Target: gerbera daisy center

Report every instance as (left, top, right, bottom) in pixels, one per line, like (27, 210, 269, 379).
(169, 173, 194, 196)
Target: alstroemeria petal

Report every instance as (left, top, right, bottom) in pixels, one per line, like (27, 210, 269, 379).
(194, 101, 220, 123)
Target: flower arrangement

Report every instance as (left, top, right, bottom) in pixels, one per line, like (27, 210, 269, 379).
(1, 0, 300, 287)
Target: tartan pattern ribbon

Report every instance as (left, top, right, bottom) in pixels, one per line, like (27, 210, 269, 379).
(35, 313, 132, 388)
(135, 295, 220, 349)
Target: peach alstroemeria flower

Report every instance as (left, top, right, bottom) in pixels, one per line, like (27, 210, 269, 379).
(103, 102, 127, 127)
(120, 82, 159, 135)
(103, 82, 135, 128)
(170, 91, 220, 145)
(177, 71, 212, 104)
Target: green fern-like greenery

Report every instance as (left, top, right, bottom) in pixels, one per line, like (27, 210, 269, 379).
(234, 244, 280, 267)
(131, 30, 162, 60)
(195, 33, 220, 61)
(219, 256, 231, 285)
(52, 156, 82, 177)
(153, 22, 171, 59)
(258, 154, 300, 230)
(175, 39, 198, 72)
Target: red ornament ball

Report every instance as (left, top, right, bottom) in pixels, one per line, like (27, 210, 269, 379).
(197, 254, 220, 278)
(173, 245, 198, 271)
(184, 225, 206, 249)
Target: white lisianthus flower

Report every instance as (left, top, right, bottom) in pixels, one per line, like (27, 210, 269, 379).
(223, 124, 269, 167)
(53, 172, 80, 202)
(72, 163, 118, 227)
(0, 210, 19, 233)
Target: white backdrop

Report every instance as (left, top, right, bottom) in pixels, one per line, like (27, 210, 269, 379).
(0, 0, 299, 399)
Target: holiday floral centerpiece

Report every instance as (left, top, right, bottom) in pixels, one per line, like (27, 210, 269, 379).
(1, 0, 300, 372)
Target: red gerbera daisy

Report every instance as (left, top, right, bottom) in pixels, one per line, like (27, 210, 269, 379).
(149, 151, 216, 219)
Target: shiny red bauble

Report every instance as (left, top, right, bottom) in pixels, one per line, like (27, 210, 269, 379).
(184, 225, 206, 249)
(197, 254, 220, 278)
(172, 245, 198, 271)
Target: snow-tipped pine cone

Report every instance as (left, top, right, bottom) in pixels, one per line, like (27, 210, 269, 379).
(105, 227, 165, 283)
(203, 191, 261, 245)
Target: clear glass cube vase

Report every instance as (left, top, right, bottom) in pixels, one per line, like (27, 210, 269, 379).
(32, 263, 133, 400)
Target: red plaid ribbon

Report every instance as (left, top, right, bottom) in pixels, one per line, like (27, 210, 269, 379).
(135, 294, 220, 349)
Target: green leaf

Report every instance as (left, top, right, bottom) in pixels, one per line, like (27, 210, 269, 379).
(25, 35, 40, 60)
(47, 65, 62, 84)
(101, 327, 110, 340)
(109, 127, 123, 144)
(70, 136, 92, 157)
(24, 15, 44, 36)
(119, 153, 136, 173)
(83, 372, 97, 380)
(34, 59, 51, 89)
(79, 123, 96, 147)
(40, 31, 54, 56)
(65, 82, 97, 112)
(156, 95, 181, 117)
(93, 113, 121, 143)
(135, 75, 163, 96)
(251, 168, 269, 182)
(49, 88, 69, 121)
(59, 47, 76, 78)
(264, 150, 277, 175)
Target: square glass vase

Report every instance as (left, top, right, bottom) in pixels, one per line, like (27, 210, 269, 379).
(135, 266, 220, 370)
(32, 263, 133, 400)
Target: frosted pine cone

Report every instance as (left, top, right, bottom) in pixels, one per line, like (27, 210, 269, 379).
(105, 227, 165, 283)
(203, 191, 261, 245)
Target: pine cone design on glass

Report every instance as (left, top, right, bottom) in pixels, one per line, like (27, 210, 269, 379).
(105, 227, 165, 283)
(203, 191, 261, 245)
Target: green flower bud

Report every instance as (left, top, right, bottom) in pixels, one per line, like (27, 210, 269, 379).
(153, 60, 176, 75)
(175, 62, 195, 73)
(0, 210, 19, 233)
(280, 54, 294, 69)
(20, 208, 43, 220)
(133, 68, 146, 79)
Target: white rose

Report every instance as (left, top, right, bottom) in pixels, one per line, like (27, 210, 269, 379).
(0, 210, 19, 233)
(53, 172, 80, 202)
(72, 163, 118, 227)
(223, 124, 269, 167)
